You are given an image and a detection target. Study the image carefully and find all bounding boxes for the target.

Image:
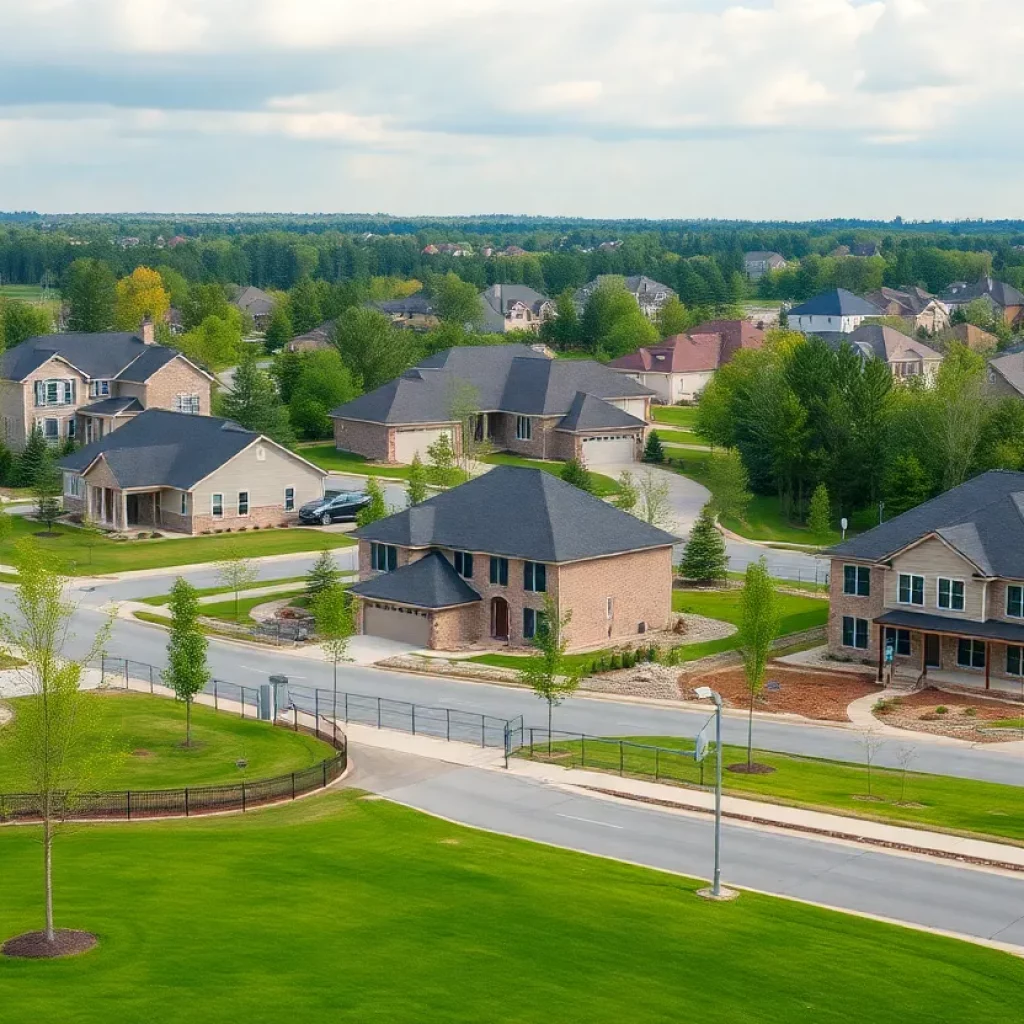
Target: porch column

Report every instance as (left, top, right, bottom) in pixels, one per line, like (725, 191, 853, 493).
(985, 643, 991, 690)
(921, 633, 927, 678)
(877, 624, 884, 682)
(121, 491, 128, 532)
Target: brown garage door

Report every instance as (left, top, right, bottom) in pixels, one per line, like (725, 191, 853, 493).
(363, 603, 432, 646)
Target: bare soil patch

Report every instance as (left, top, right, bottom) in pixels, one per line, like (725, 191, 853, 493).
(681, 664, 879, 722)
(873, 689, 1024, 743)
(131, 749, 152, 758)
(726, 762, 776, 775)
(2, 929, 97, 959)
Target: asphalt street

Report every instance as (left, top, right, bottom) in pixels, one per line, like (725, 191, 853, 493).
(348, 746, 1024, 950)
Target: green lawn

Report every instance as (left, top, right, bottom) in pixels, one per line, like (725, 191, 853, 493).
(0, 692, 333, 790)
(656, 428, 705, 446)
(521, 735, 1024, 844)
(300, 445, 421, 480)
(0, 516, 354, 576)
(992, 718, 1024, 731)
(651, 405, 698, 428)
(134, 575, 310, 605)
(199, 586, 306, 623)
(2, 791, 1021, 1022)
(481, 453, 621, 497)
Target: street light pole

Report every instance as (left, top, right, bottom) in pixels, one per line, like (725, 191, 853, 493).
(694, 686, 733, 901)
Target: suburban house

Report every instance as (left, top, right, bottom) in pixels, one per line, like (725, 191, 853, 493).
(285, 321, 334, 353)
(864, 286, 950, 334)
(743, 251, 787, 279)
(830, 242, 881, 258)
(59, 409, 325, 534)
(817, 325, 943, 382)
(986, 350, 1024, 399)
(349, 465, 676, 650)
(231, 286, 275, 329)
(479, 284, 555, 334)
(827, 470, 1024, 692)
(330, 344, 652, 468)
(574, 276, 677, 320)
(372, 295, 440, 331)
(788, 289, 881, 334)
(940, 277, 1024, 327)
(0, 324, 214, 450)
(608, 320, 764, 403)
(941, 323, 999, 352)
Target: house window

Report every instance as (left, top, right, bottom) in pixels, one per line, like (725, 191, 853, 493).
(174, 393, 200, 414)
(211, 493, 223, 517)
(884, 627, 911, 657)
(237, 491, 249, 516)
(606, 596, 614, 620)
(90, 380, 111, 398)
(841, 616, 869, 649)
(523, 607, 547, 641)
(66, 418, 76, 439)
(180, 493, 188, 516)
(43, 418, 59, 440)
(897, 573, 924, 606)
(515, 416, 532, 441)
(489, 556, 508, 586)
(937, 578, 965, 612)
(453, 551, 474, 579)
(371, 543, 398, 572)
(1008, 646, 1024, 677)
(62, 473, 84, 498)
(1007, 585, 1024, 618)
(284, 487, 295, 512)
(957, 638, 986, 669)
(524, 561, 547, 593)
(843, 565, 870, 597)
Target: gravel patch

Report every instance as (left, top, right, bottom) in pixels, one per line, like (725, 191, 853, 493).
(874, 689, 1024, 743)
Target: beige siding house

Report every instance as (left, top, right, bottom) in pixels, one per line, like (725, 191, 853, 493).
(60, 409, 325, 535)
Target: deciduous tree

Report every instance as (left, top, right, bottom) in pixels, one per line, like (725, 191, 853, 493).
(163, 577, 210, 747)
(635, 469, 674, 529)
(114, 267, 170, 331)
(406, 453, 428, 505)
(356, 477, 388, 527)
(312, 583, 354, 725)
(705, 448, 752, 522)
(738, 558, 778, 770)
(63, 258, 116, 332)
(807, 483, 832, 537)
(215, 545, 259, 622)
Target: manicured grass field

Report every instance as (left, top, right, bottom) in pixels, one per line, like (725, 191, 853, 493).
(1, 790, 1021, 1022)
(199, 586, 307, 623)
(0, 516, 354, 575)
(0, 284, 52, 301)
(656, 428, 706, 446)
(300, 445, 423, 480)
(0, 692, 333, 790)
(651, 405, 698, 428)
(481, 453, 621, 496)
(719, 494, 840, 546)
(134, 575, 309, 605)
(992, 718, 1024, 730)
(520, 734, 1024, 844)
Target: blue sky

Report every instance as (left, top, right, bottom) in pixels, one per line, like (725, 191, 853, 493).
(1, 0, 1021, 218)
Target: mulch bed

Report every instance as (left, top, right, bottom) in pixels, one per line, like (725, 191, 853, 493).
(681, 664, 880, 722)
(874, 688, 1024, 743)
(2, 929, 97, 958)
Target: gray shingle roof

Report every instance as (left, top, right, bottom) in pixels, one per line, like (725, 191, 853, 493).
(989, 351, 1024, 398)
(817, 325, 942, 363)
(349, 552, 482, 609)
(353, 465, 677, 562)
(115, 345, 182, 382)
(941, 277, 1024, 308)
(0, 333, 180, 382)
(330, 345, 652, 425)
(79, 396, 143, 416)
(232, 286, 275, 316)
(59, 409, 323, 491)
(478, 284, 552, 333)
(789, 289, 882, 317)
(828, 470, 1024, 578)
(557, 392, 647, 432)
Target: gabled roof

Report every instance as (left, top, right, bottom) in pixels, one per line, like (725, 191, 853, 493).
(373, 295, 436, 316)
(941, 277, 1024, 308)
(744, 250, 785, 263)
(79, 396, 143, 416)
(0, 332, 185, 383)
(789, 289, 881, 317)
(353, 465, 677, 563)
(946, 323, 998, 351)
(988, 351, 1024, 398)
(828, 325, 942, 364)
(59, 409, 325, 491)
(232, 286, 275, 316)
(479, 284, 551, 334)
(349, 551, 481, 609)
(574, 275, 676, 307)
(557, 392, 647, 433)
(609, 320, 763, 375)
(331, 345, 652, 426)
(828, 470, 1024, 579)
(865, 286, 941, 317)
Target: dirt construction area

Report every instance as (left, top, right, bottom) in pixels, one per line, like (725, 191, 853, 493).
(681, 664, 881, 722)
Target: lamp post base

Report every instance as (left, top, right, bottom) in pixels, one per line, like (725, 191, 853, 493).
(696, 886, 739, 902)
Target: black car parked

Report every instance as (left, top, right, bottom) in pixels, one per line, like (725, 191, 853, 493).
(298, 491, 371, 525)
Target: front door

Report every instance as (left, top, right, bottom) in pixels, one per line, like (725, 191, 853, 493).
(126, 494, 139, 526)
(491, 597, 510, 641)
(924, 634, 941, 669)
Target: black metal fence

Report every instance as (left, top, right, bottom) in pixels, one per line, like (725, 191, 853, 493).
(251, 619, 312, 644)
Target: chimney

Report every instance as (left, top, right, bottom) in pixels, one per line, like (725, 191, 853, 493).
(493, 283, 502, 311)
(140, 316, 155, 345)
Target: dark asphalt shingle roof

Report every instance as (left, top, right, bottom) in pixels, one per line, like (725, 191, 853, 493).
(941, 277, 1024, 308)
(59, 409, 323, 491)
(828, 470, 1024, 578)
(875, 609, 1024, 644)
(78, 396, 143, 416)
(557, 392, 647, 432)
(789, 289, 882, 317)
(353, 465, 677, 562)
(330, 345, 652, 425)
(349, 552, 482, 609)
(0, 333, 181, 382)
(988, 351, 1024, 398)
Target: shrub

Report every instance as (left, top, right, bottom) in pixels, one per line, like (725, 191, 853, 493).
(935, 705, 948, 715)
(647, 644, 657, 662)
(238, 526, 248, 532)
(590, 660, 598, 676)
(253, 525, 260, 530)
(873, 696, 902, 716)
(149, 531, 161, 539)
(664, 646, 681, 666)
(611, 653, 622, 670)
(963, 706, 977, 717)
(136, 531, 148, 540)
(202, 530, 212, 535)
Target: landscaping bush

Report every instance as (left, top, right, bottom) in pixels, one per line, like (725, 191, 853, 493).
(137, 532, 148, 540)
(935, 705, 948, 716)
(664, 646, 681, 666)
(646, 644, 657, 662)
(963, 707, 977, 717)
(873, 697, 902, 716)
(150, 531, 161, 539)
(611, 653, 622, 670)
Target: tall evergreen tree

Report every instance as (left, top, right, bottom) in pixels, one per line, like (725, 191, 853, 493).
(807, 483, 832, 537)
(17, 425, 48, 488)
(306, 549, 342, 600)
(559, 457, 594, 493)
(356, 477, 388, 527)
(63, 258, 116, 332)
(218, 350, 294, 443)
(679, 504, 727, 582)
(406, 453, 428, 505)
(643, 430, 666, 464)
(33, 451, 62, 533)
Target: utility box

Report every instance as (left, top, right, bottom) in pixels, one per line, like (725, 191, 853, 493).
(265, 674, 289, 720)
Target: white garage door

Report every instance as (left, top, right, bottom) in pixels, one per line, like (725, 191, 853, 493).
(609, 398, 648, 420)
(581, 435, 637, 466)
(363, 603, 431, 646)
(394, 427, 453, 464)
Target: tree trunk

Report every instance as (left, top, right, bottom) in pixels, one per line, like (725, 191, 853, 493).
(333, 659, 338, 733)
(547, 699, 553, 755)
(747, 688, 755, 769)
(43, 806, 54, 943)
(186, 698, 192, 748)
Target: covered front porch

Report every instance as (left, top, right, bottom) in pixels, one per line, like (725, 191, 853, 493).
(88, 485, 171, 533)
(875, 609, 1024, 697)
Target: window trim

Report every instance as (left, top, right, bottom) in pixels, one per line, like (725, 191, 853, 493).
(1007, 585, 1024, 619)
(515, 415, 533, 441)
(897, 572, 925, 606)
(237, 490, 250, 517)
(489, 556, 509, 586)
(284, 486, 295, 512)
(843, 564, 870, 597)
(936, 577, 965, 612)
(606, 596, 614, 620)
(211, 493, 224, 518)
(453, 550, 474, 579)
(841, 615, 869, 650)
(180, 492, 188, 516)
(956, 638, 986, 670)
(1007, 645, 1024, 677)
(371, 542, 398, 573)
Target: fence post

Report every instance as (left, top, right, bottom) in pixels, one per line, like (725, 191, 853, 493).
(344, 691, 349, 722)
(412, 705, 416, 736)
(124, 661, 129, 688)
(150, 665, 154, 694)
(377, 697, 381, 729)
(185, 787, 190, 817)
(480, 717, 485, 748)
(293, 705, 299, 732)
(655, 748, 660, 782)
(315, 691, 320, 739)
(504, 724, 509, 769)
(322, 761, 327, 787)
(100, 654, 106, 686)
(291, 772, 296, 800)
(214, 680, 218, 711)
(241, 781, 246, 813)
(581, 734, 586, 768)
(619, 741, 624, 776)
(446, 708, 450, 742)
(530, 728, 534, 758)
(126, 791, 131, 821)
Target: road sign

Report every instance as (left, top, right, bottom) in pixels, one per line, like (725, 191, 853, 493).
(694, 712, 716, 762)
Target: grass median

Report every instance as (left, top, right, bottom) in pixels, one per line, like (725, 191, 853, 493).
(1, 789, 1020, 1021)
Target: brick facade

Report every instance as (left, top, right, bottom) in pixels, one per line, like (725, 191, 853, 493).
(192, 506, 297, 534)
(333, 419, 395, 461)
(827, 560, 886, 663)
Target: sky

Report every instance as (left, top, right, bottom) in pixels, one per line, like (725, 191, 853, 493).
(1, 0, 1022, 220)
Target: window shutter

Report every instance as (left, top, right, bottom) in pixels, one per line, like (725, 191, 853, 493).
(34, 381, 44, 406)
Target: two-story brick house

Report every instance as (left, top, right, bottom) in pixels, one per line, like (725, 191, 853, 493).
(330, 344, 653, 468)
(827, 470, 1024, 692)
(479, 284, 555, 334)
(349, 465, 676, 651)
(0, 322, 213, 449)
